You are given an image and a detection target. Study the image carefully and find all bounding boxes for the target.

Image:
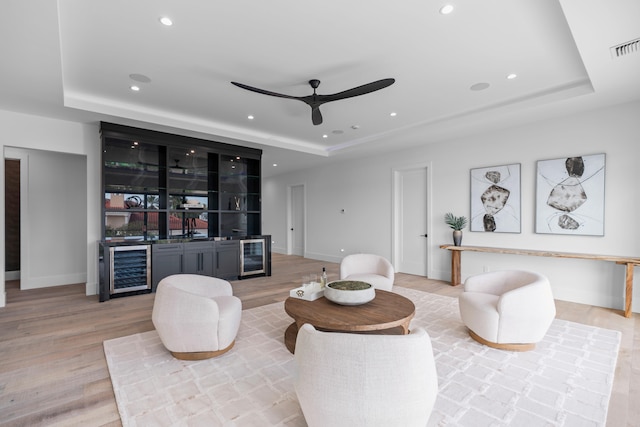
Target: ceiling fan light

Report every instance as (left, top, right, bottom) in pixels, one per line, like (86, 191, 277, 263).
(159, 17, 173, 26)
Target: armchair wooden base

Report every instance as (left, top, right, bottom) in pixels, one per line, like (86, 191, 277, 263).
(468, 329, 535, 352)
(170, 341, 235, 360)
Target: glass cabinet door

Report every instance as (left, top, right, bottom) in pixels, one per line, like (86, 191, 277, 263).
(103, 138, 163, 241)
(167, 147, 217, 238)
(219, 155, 260, 237)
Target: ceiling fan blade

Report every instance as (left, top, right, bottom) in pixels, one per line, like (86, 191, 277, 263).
(321, 78, 395, 103)
(231, 81, 301, 100)
(311, 106, 323, 126)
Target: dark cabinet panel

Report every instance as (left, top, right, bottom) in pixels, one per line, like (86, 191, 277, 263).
(215, 240, 240, 280)
(184, 242, 215, 276)
(152, 241, 226, 287)
(151, 244, 183, 289)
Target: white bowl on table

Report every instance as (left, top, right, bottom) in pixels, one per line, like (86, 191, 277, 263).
(323, 280, 375, 306)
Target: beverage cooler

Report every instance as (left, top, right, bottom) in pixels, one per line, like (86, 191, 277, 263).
(239, 238, 266, 277)
(99, 243, 151, 301)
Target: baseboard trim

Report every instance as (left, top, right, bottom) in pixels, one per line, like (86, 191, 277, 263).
(4, 271, 20, 281)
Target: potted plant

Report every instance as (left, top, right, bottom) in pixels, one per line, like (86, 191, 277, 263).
(444, 212, 468, 246)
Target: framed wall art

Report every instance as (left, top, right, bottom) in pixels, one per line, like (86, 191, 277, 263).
(535, 153, 605, 235)
(470, 163, 521, 233)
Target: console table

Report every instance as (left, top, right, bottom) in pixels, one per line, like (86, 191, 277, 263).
(440, 244, 640, 318)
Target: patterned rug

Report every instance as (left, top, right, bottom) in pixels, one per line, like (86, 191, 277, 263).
(103, 288, 621, 426)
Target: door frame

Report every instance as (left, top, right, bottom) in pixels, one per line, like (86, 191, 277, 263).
(4, 149, 29, 287)
(391, 162, 433, 277)
(287, 183, 306, 256)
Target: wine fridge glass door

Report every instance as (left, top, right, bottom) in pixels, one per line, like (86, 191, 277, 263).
(239, 239, 265, 276)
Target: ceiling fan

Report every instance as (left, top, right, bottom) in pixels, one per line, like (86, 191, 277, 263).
(169, 158, 187, 174)
(231, 78, 395, 125)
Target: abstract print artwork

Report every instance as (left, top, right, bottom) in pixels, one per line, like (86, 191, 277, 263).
(470, 163, 521, 233)
(536, 153, 605, 235)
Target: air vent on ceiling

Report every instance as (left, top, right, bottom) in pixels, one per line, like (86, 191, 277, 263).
(610, 38, 640, 58)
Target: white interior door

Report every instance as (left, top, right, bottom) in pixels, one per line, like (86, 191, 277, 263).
(394, 167, 429, 276)
(290, 184, 304, 256)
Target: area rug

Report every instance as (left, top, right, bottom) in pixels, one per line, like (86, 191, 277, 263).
(103, 288, 621, 426)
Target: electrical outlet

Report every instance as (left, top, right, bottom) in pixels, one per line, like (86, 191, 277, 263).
(483, 265, 490, 273)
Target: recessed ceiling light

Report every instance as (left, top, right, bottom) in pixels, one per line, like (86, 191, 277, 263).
(273, 163, 278, 167)
(322, 134, 328, 138)
(351, 125, 360, 130)
(130, 85, 140, 92)
(159, 17, 173, 26)
(390, 112, 397, 117)
(507, 73, 518, 80)
(247, 115, 254, 120)
(440, 5, 454, 14)
(470, 82, 490, 91)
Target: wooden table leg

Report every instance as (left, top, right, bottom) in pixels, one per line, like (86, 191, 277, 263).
(284, 323, 298, 354)
(625, 262, 634, 318)
(451, 250, 461, 286)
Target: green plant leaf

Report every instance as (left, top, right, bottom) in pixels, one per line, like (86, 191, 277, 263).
(444, 212, 468, 230)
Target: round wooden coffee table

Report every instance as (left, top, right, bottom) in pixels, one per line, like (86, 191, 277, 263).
(283, 289, 415, 353)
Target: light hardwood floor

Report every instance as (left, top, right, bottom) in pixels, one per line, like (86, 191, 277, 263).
(0, 253, 638, 426)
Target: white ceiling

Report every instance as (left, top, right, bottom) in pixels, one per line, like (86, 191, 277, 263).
(1, 0, 639, 177)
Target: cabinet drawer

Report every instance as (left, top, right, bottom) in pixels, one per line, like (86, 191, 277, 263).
(152, 243, 184, 253)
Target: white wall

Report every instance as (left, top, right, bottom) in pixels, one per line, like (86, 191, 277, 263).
(0, 110, 101, 307)
(263, 101, 640, 314)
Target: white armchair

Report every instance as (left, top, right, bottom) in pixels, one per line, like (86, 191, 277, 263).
(152, 274, 242, 360)
(294, 324, 438, 427)
(458, 270, 556, 351)
(339, 253, 394, 291)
